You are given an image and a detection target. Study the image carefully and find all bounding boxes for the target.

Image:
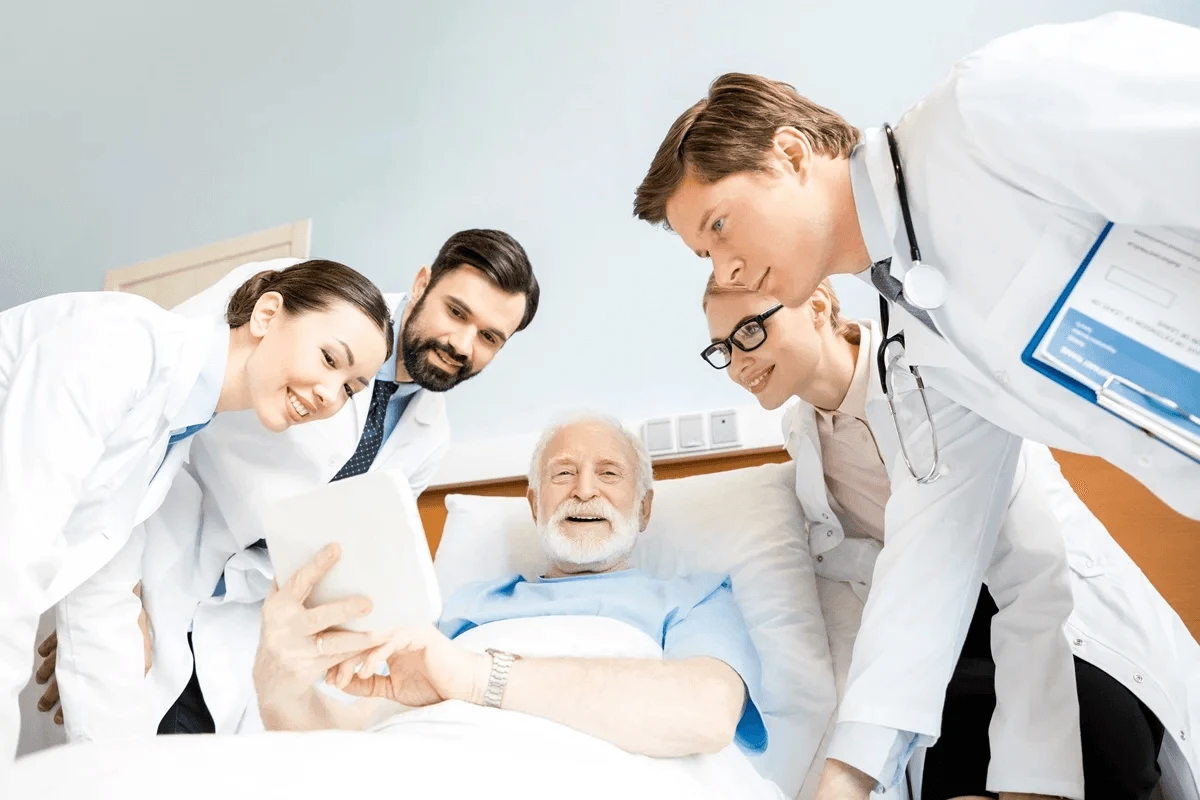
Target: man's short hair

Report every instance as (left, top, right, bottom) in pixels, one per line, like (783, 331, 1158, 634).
(528, 414, 653, 499)
(429, 229, 541, 331)
(633, 73, 860, 228)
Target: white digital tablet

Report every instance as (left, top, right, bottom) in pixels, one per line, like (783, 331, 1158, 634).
(263, 469, 442, 632)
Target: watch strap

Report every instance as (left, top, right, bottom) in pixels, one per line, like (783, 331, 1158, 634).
(482, 648, 519, 708)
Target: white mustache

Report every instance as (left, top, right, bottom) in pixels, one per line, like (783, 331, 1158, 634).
(551, 498, 618, 524)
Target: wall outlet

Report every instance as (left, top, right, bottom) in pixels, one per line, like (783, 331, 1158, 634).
(709, 409, 739, 447)
(642, 418, 675, 454)
(676, 413, 706, 450)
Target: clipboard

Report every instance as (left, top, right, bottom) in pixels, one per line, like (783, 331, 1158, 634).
(1022, 222, 1200, 464)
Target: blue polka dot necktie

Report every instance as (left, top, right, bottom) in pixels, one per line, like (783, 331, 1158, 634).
(331, 379, 400, 481)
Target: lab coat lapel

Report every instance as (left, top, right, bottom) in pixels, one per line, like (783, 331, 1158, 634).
(860, 320, 904, 475)
(135, 434, 187, 525)
(349, 290, 409, 443)
(349, 377, 374, 438)
(782, 404, 838, 543)
(857, 129, 970, 373)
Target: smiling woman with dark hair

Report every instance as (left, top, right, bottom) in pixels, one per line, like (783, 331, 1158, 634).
(27, 229, 547, 748)
(0, 259, 394, 757)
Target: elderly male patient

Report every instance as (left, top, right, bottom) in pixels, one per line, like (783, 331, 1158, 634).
(252, 415, 768, 774)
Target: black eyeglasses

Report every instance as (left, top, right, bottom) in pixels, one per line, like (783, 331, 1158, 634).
(701, 304, 784, 369)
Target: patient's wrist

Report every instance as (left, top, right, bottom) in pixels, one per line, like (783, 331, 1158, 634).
(822, 758, 879, 797)
(465, 652, 492, 705)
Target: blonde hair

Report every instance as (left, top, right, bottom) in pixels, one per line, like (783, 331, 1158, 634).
(701, 274, 860, 346)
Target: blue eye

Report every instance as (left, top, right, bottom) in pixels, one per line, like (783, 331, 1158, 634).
(712, 217, 725, 233)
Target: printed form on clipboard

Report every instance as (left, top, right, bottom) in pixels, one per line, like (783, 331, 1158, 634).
(1022, 223, 1200, 464)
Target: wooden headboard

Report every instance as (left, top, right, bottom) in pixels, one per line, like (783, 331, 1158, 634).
(417, 447, 1200, 636)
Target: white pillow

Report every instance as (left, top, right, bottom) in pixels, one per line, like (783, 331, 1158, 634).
(433, 462, 835, 799)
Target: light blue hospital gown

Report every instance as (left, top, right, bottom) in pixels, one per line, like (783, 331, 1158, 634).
(437, 567, 768, 754)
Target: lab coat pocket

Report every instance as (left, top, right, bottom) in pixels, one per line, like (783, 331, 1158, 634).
(985, 213, 1104, 355)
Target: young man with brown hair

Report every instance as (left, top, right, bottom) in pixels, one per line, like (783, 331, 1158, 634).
(634, 11, 1199, 800)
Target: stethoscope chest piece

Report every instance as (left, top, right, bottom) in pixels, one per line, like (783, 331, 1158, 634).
(902, 260, 947, 310)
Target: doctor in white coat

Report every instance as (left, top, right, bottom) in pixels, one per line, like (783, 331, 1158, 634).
(636, 10, 1200, 798)
(30, 229, 542, 741)
(702, 279, 1199, 800)
(0, 259, 395, 765)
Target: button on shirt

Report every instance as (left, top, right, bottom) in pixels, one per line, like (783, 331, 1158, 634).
(812, 328, 890, 546)
(438, 568, 769, 754)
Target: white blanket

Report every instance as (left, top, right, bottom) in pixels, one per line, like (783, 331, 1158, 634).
(8, 616, 785, 800)
(369, 615, 785, 800)
(6, 726, 720, 800)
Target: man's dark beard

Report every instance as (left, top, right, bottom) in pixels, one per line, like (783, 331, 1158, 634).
(401, 301, 476, 392)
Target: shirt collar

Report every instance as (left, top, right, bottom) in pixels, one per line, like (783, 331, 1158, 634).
(379, 294, 418, 395)
(813, 322, 870, 424)
(849, 138, 895, 266)
(534, 567, 640, 583)
(838, 324, 871, 422)
(377, 343, 401, 383)
(171, 318, 228, 432)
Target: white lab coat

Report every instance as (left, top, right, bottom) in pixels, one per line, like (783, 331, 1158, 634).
(783, 323, 1199, 798)
(138, 260, 450, 736)
(854, 11, 1200, 520)
(0, 292, 226, 761)
(785, 320, 1080, 796)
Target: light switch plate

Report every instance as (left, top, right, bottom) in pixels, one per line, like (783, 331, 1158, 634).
(642, 418, 675, 454)
(709, 410, 739, 447)
(676, 413, 706, 450)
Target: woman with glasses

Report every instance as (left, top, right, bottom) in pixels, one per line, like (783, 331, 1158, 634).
(700, 276, 1196, 800)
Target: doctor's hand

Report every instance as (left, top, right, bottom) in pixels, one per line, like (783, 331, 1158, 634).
(252, 543, 394, 705)
(34, 581, 152, 726)
(35, 631, 63, 726)
(328, 624, 487, 708)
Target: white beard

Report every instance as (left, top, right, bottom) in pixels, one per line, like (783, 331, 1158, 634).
(538, 497, 640, 573)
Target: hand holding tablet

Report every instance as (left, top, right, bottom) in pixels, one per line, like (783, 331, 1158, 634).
(263, 470, 443, 633)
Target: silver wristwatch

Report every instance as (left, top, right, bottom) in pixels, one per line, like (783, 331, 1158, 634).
(482, 648, 519, 708)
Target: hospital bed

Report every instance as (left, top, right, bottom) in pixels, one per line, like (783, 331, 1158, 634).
(10, 446, 1198, 799)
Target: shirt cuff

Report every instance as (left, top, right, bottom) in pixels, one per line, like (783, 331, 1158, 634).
(827, 722, 921, 793)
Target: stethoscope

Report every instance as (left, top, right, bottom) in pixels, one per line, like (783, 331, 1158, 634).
(877, 123, 945, 485)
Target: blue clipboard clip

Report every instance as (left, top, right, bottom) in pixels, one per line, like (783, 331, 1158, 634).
(1096, 374, 1200, 463)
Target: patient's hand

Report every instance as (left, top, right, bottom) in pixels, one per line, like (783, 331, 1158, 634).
(815, 759, 877, 800)
(253, 543, 394, 713)
(34, 582, 152, 726)
(329, 625, 485, 708)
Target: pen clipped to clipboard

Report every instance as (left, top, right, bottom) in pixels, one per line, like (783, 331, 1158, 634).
(1022, 222, 1200, 464)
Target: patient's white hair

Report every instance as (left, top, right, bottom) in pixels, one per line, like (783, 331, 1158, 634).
(527, 413, 654, 499)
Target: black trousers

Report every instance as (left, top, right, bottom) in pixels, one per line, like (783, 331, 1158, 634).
(921, 587, 1165, 800)
(157, 632, 216, 735)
